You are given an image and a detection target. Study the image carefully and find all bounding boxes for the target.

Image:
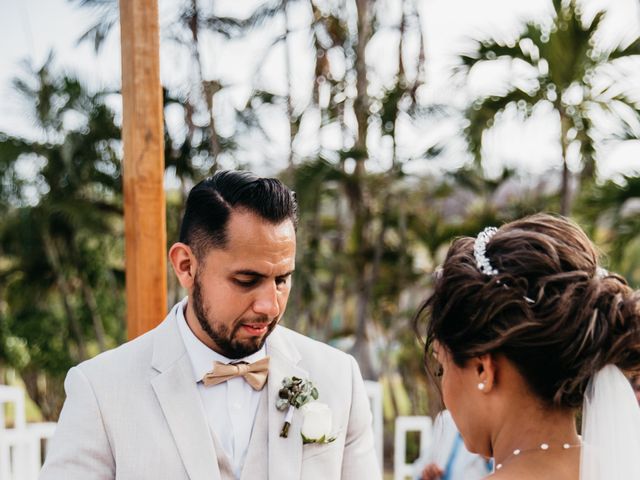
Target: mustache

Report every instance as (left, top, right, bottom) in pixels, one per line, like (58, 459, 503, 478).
(239, 316, 273, 326)
(233, 317, 277, 331)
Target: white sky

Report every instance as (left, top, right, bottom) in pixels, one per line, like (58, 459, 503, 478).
(1, 0, 639, 180)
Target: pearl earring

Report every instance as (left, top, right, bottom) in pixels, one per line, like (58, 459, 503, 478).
(477, 382, 486, 391)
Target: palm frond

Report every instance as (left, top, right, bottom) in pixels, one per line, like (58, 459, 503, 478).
(200, 15, 245, 39)
(543, 8, 597, 89)
(69, 0, 118, 8)
(591, 95, 640, 140)
(68, 0, 119, 52)
(464, 88, 539, 164)
(244, 0, 286, 30)
(607, 37, 640, 61)
(460, 36, 534, 74)
(76, 15, 119, 53)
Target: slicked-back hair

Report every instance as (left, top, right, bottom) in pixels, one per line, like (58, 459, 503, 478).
(178, 170, 298, 258)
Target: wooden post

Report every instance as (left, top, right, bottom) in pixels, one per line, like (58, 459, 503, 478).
(119, 0, 167, 339)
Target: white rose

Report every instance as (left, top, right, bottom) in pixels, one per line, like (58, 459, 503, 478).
(300, 401, 332, 441)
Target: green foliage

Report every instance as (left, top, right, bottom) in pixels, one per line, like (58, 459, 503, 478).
(0, 59, 124, 419)
(459, 0, 640, 213)
(301, 433, 336, 444)
(575, 174, 640, 287)
(276, 376, 319, 410)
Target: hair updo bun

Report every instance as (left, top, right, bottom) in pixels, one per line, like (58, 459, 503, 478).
(417, 213, 640, 409)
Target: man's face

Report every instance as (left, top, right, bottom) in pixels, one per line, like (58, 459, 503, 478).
(186, 209, 296, 358)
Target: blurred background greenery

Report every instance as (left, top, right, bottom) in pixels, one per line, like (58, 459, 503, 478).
(0, 0, 639, 467)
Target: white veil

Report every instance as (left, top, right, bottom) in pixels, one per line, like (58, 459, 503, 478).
(580, 365, 640, 479)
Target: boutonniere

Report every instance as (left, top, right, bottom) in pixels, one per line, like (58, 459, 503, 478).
(276, 376, 318, 438)
(300, 401, 336, 444)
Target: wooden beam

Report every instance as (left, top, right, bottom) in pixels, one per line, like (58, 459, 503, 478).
(119, 0, 167, 339)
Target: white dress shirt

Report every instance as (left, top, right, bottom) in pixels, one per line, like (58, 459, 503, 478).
(177, 303, 265, 479)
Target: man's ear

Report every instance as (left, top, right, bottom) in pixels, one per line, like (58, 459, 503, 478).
(168, 242, 197, 290)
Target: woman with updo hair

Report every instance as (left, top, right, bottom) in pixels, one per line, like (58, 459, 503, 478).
(415, 213, 640, 479)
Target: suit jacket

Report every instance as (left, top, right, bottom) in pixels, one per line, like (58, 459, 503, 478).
(39, 302, 381, 480)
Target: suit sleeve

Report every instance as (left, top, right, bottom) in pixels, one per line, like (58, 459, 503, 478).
(39, 366, 115, 480)
(340, 356, 383, 480)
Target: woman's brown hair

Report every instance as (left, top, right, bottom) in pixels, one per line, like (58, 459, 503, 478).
(416, 213, 640, 408)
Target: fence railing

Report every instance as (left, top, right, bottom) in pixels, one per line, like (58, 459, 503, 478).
(0, 386, 56, 480)
(394, 415, 433, 480)
(364, 380, 384, 469)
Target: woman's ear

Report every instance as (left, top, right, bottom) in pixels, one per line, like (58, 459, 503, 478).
(474, 353, 498, 393)
(168, 242, 197, 290)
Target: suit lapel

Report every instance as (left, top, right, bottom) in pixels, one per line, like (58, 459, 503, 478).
(267, 327, 309, 480)
(150, 304, 222, 480)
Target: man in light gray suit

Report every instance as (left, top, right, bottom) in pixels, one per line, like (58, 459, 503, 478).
(40, 170, 380, 480)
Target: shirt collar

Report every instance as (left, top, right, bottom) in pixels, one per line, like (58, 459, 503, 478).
(176, 297, 267, 383)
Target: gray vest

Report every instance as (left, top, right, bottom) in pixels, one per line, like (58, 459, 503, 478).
(211, 389, 269, 480)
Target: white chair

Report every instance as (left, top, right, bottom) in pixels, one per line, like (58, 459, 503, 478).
(0, 386, 25, 430)
(364, 380, 384, 468)
(0, 385, 57, 480)
(0, 429, 40, 480)
(27, 422, 57, 464)
(394, 415, 433, 480)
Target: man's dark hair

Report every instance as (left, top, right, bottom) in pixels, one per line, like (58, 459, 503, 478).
(179, 170, 298, 258)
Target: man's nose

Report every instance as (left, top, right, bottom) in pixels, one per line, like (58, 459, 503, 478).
(252, 282, 280, 318)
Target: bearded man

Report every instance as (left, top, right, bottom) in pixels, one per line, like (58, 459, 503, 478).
(40, 170, 380, 480)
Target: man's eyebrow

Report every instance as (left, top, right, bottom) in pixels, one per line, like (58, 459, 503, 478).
(233, 269, 295, 277)
(233, 270, 264, 277)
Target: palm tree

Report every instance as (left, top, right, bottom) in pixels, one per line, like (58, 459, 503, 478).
(71, 0, 248, 172)
(459, 0, 640, 214)
(0, 57, 124, 418)
(575, 174, 640, 287)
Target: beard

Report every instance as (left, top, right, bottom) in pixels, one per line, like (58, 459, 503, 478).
(191, 273, 277, 359)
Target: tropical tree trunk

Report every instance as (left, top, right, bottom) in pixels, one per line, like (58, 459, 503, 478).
(187, 0, 220, 170)
(559, 111, 572, 216)
(21, 370, 65, 421)
(42, 232, 88, 361)
(80, 282, 107, 352)
(353, 0, 370, 164)
(356, 199, 388, 376)
(398, 0, 406, 82)
(283, 0, 297, 173)
(395, 194, 410, 292)
(414, 0, 426, 94)
(321, 199, 344, 338)
(349, 0, 377, 379)
(65, 237, 109, 351)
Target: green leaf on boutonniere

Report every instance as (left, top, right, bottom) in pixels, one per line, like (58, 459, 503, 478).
(302, 433, 336, 445)
(276, 376, 318, 411)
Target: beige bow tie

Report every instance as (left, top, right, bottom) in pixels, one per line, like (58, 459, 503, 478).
(202, 356, 270, 391)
